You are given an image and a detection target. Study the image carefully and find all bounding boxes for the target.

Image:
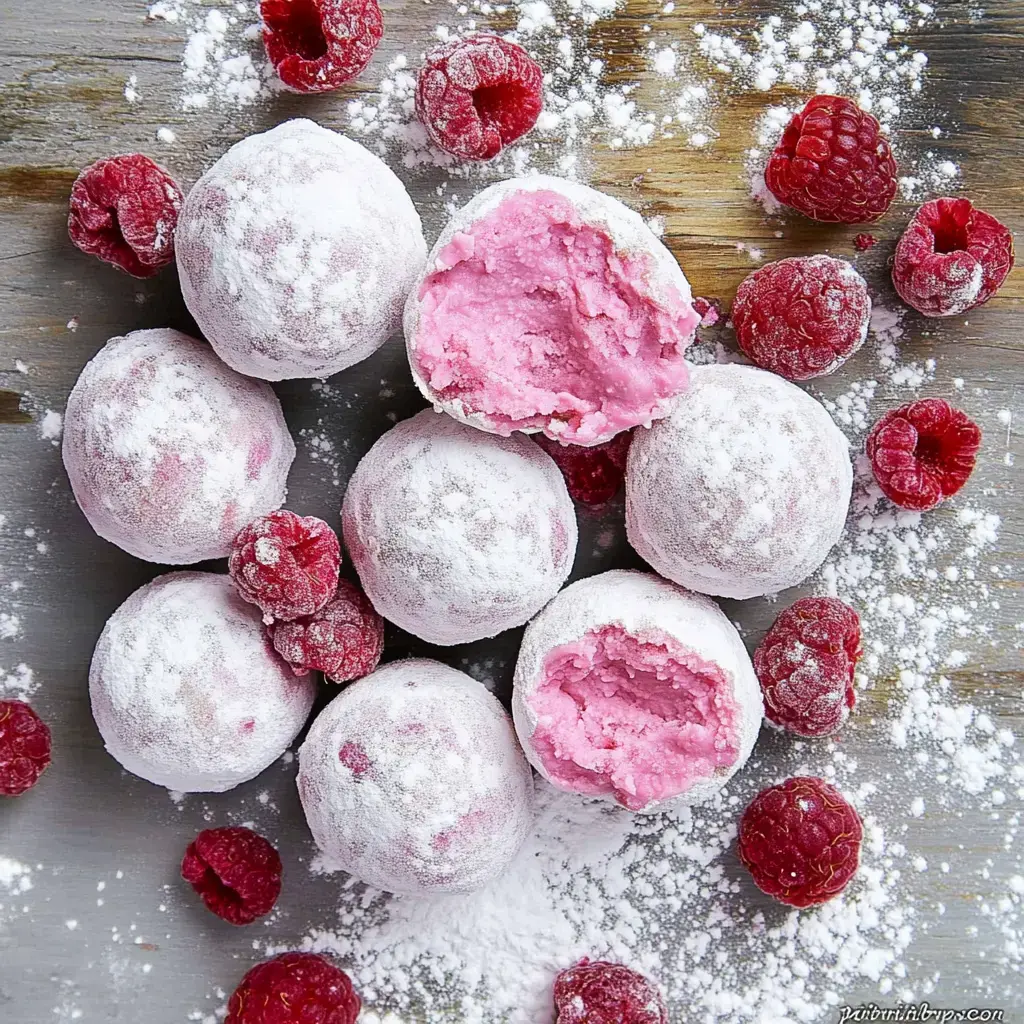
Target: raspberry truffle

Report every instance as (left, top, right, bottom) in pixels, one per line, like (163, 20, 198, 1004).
(404, 176, 702, 447)
(90, 573, 316, 793)
(62, 329, 295, 564)
(341, 409, 577, 646)
(512, 570, 763, 812)
(626, 364, 852, 600)
(176, 119, 427, 381)
(297, 658, 535, 895)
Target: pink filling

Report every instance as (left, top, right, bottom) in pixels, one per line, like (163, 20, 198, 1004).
(529, 625, 741, 810)
(414, 190, 699, 445)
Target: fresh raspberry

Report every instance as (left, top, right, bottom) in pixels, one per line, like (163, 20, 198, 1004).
(229, 511, 342, 624)
(764, 95, 898, 224)
(416, 34, 544, 161)
(853, 233, 877, 251)
(731, 255, 870, 381)
(534, 430, 633, 506)
(226, 952, 361, 1024)
(754, 597, 861, 737)
(692, 296, 722, 327)
(866, 399, 982, 511)
(68, 154, 183, 278)
(268, 579, 384, 683)
(738, 776, 863, 908)
(181, 827, 282, 926)
(892, 197, 1014, 317)
(261, 0, 383, 93)
(553, 959, 668, 1024)
(0, 700, 52, 796)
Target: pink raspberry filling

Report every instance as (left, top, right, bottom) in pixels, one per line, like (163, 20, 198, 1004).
(413, 190, 698, 445)
(528, 625, 741, 811)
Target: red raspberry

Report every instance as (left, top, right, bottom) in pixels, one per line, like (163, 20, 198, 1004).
(229, 511, 342, 624)
(866, 399, 982, 512)
(68, 154, 183, 278)
(892, 197, 1014, 317)
(534, 430, 633, 506)
(754, 597, 861, 738)
(226, 952, 361, 1024)
(261, 0, 383, 93)
(553, 959, 668, 1024)
(764, 95, 898, 224)
(853, 233, 877, 251)
(181, 827, 282, 926)
(0, 700, 52, 797)
(692, 296, 722, 327)
(268, 579, 384, 683)
(731, 255, 870, 380)
(416, 34, 544, 161)
(738, 776, 863, 908)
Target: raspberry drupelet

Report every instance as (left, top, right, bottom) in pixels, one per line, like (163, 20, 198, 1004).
(225, 952, 361, 1024)
(181, 827, 282, 926)
(738, 776, 863, 908)
(754, 597, 862, 738)
(0, 700, 52, 797)
(68, 154, 183, 278)
(866, 399, 982, 511)
(416, 34, 544, 160)
(260, 0, 383, 93)
(892, 197, 1014, 317)
(731, 255, 871, 381)
(553, 958, 669, 1024)
(764, 95, 898, 224)
(533, 430, 634, 506)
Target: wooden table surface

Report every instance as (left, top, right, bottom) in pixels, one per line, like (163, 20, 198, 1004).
(0, 0, 1022, 1021)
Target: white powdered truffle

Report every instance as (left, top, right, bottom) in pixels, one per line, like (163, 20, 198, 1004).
(176, 119, 427, 381)
(342, 409, 578, 645)
(298, 659, 535, 895)
(626, 364, 852, 599)
(90, 573, 316, 793)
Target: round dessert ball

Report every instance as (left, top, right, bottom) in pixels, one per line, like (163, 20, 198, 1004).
(512, 570, 763, 812)
(404, 175, 701, 447)
(297, 658, 535, 895)
(62, 328, 295, 565)
(176, 118, 427, 381)
(341, 409, 577, 645)
(90, 573, 316, 792)
(626, 364, 852, 600)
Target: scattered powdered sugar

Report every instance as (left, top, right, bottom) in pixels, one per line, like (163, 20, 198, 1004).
(39, 409, 62, 444)
(0, 856, 33, 897)
(0, 662, 37, 699)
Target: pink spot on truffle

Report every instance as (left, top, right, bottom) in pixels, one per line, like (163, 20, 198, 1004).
(339, 741, 371, 776)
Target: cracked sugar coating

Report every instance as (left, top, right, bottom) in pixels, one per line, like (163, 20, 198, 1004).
(62, 329, 295, 565)
(512, 570, 763, 812)
(342, 408, 577, 645)
(176, 119, 427, 381)
(297, 658, 535, 895)
(90, 573, 316, 793)
(405, 176, 700, 446)
(626, 364, 852, 600)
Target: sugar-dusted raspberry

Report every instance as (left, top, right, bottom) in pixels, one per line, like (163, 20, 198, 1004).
(416, 34, 544, 161)
(181, 826, 282, 926)
(764, 95, 898, 224)
(754, 597, 861, 737)
(260, 0, 383, 93)
(853, 233, 877, 251)
(269, 579, 384, 683)
(68, 154, 183, 278)
(738, 776, 863, 908)
(226, 952, 361, 1024)
(553, 958, 668, 1024)
(866, 399, 982, 512)
(692, 296, 722, 327)
(229, 511, 341, 624)
(892, 197, 1014, 317)
(0, 700, 52, 796)
(732, 255, 870, 380)
(534, 430, 633, 506)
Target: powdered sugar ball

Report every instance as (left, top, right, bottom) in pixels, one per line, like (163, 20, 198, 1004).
(512, 570, 762, 812)
(626, 364, 852, 600)
(90, 573, 316, 793)
(297, 658, 535, 895)
(62, 328, 295, 565)
(176, 119, 427, 381)
(342, 409, 577, 645)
